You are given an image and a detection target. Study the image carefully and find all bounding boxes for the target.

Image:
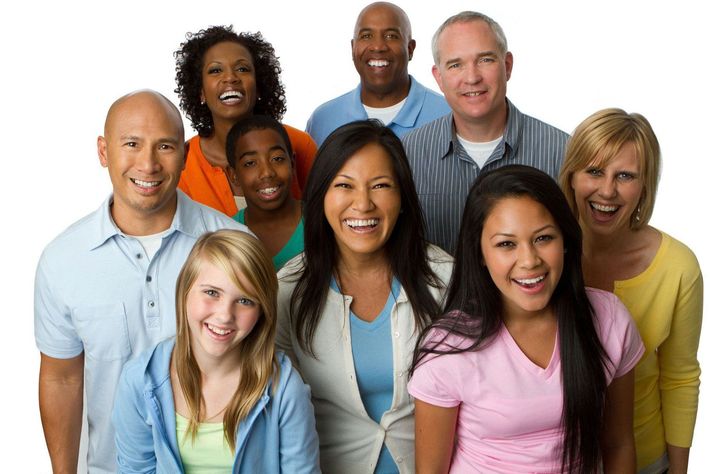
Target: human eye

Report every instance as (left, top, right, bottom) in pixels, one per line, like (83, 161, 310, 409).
(617, 171, 637, 182)
(203, 289, 219, 297)
(272, 154, 287, 163)
(372, 181, 392, 189)
(242, 159, 256, 168)
(207, 66, 221, 74)
(535, 234, 555, 244)
(333, 181, 351, 189)
(236, 65, 251, 73)
(479, 56, 495, 64)
(385, 32, 400, 40)
(585, 167, 603, 177)
(447, 62, 461, 70)
(238, 297, 256, 306)
(123, 141, 138, 148)
(359, 32, 372, 40)
(158, 143, 175, 151)
(495, 240, 515, 249)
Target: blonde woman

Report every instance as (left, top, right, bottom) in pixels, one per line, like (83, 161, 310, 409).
(559, 109, 703, 473)
(112, 230, 319, 473)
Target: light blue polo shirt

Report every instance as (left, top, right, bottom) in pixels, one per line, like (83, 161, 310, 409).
(306, 75, 450, 146)
(34, 190, 247, 474)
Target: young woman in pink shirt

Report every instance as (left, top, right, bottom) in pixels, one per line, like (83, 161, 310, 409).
(408, 165, 644, 473)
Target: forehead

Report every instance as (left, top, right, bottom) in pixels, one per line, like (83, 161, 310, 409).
(355, 4, 407, 32)
(339, 142, 397, 176)
(204, 41, 254, 64)
(106, 95, 182, 140)
(438, 20, 499, 57)
(588, 141, 641, 171)
(484, 196, 556, 231)
(236, 128, 288, 150)
(194, 257, 256, 295)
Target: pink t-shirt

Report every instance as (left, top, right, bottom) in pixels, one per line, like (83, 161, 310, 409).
(407, 288, 644, 474)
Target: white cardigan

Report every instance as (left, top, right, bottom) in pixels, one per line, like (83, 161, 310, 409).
(276, 245, 453, 474)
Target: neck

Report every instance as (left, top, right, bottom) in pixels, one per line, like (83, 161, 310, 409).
(360, 76, 410, 108)
(244, 197, 300, 226)
(202, 114, 249, 168)
(193, 347, 242, 379)
(453, 104, 508, 143)
(581, 224, 637, 257)
(111, 195, 176, 236)
(336, 248, 390, 278)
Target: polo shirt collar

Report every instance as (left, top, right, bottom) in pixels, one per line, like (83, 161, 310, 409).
(354, 75, 422, 127)
(90, 189, 200, 250)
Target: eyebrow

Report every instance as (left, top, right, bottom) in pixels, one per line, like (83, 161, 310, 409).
(239, 144, 288, 160)
(334, 173, 395, 181)
(490, 224, 557, 239)
(198, 283, 223, 291)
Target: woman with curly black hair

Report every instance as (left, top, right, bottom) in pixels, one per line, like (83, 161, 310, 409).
(175, 25, 317, 217)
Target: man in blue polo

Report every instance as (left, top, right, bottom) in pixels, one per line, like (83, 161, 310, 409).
(403, 11, 568, 254)
(35, 90, 247, 473)
(306, 1, 449, 146)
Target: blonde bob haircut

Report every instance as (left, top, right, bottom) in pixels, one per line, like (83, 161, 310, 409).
(559, 108, 661, 230)
(174, 229, 279, 451)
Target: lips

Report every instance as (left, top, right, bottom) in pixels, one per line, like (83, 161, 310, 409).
(256, 184, 283, 201)
(130, 177, 162, 192)
(367, 59, 390, 67)
(205, 322, 235, 340)
(219, 90, 244, 105)
(512, 274, 548, 293)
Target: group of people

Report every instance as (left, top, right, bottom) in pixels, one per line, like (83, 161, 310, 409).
(34, 3, 702, 474)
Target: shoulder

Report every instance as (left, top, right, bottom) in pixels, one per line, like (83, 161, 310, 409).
(278, 254, 306, 284)
(402, 114, 452, 151)
(309, 89, 358, 117)
(426, 244, 454, 279)
(659, 231, 701, 275)
(586, 287, 637, 345)
(179, 191, 250, 233)
(39, 204, 105, 266)
(272, 351, 309, 397)
(511, 103, 569, 142)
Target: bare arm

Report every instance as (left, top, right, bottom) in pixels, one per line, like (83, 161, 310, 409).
(602, 369, 636, 473)
(414, 398, 458, 474)
(666, 444, 689, 473)
(39, 352, 84, 474)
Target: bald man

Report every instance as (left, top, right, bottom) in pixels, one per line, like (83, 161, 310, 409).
(306, 1, 449, 146)
(35, 90, 247, 473)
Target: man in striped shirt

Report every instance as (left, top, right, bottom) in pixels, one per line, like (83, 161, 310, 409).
(402, 11, 568, 254)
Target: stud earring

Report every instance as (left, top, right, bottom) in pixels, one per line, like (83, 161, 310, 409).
(635, 206, 641, 222)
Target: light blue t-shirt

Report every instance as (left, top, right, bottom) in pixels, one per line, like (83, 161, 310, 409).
(306, 75, 450, 146)
(332, 277, 401, 474)
(34, 190, 247, 473)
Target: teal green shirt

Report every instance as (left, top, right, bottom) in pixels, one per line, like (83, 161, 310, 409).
(233, 210, 304, 271)
(175, 412, 233, 473)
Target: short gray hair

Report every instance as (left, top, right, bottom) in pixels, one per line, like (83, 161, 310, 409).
(432, 11, 508, 65)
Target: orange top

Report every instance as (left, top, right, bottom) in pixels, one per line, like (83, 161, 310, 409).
(178, 124, 317, 217)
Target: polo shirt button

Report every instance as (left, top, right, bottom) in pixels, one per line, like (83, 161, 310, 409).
(136, 253, 142, 259)
(396, 457, 403, 463)
(146, 276, 152, 282)
(148, 301, 155, 307)
(394, 331, 400, 338)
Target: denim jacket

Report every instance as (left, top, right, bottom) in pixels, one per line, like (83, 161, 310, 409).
(112, 338, 320, 473)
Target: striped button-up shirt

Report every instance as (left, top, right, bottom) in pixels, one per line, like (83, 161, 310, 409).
(402, 100, 568, 254)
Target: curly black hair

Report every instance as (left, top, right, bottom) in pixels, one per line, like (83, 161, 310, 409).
(174, 25, 287, 137)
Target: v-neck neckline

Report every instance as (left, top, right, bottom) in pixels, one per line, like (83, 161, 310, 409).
(500, 323, 559, 379)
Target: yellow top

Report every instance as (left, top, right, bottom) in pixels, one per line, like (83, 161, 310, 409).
(176, 412, 234, 473)
(613, 231, 703, 469)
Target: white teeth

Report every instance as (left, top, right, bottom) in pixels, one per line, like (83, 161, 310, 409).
(258, 186, 279, 195)
(132, 178, 160, 187)
(514, 275, 545, 285)
(368, 59, 389, 67)
(207, 323, 233, 336)
(219, 90, 243, 100)
(464, 91, 483, 96)
(345, 218, 379, 227)
(590, 202, 619, 212)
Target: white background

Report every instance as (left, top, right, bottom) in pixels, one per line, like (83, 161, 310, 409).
(1, 0, 707, 471)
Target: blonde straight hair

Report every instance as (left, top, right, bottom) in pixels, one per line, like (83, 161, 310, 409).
(174, 229, 279, 451)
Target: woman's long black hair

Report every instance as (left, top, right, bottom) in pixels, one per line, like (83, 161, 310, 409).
(411, 165, 609, 473)
(287, 120, 446, 356)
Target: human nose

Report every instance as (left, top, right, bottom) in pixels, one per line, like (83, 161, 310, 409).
(369, 34, 388, 52)
(351, 187, 374, 212)
(519, 243, 541, 269)
(257, 160, 276, 179)
(464, 63, 482, 84)
(134, 148, 161, 174)
(223, 68, 241, 84)
(598, 176, 617, 199)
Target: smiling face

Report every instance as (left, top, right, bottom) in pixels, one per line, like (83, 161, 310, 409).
(433, 20, 512, 137)
(324, 142, 402, 262)
(351, 2, 414, 104)
(229, 128, 293, 212)
(201, 41, 258, 124)
(97, 91, 185, 234)
(481, 196, 564, 321)
(186, 259, 261, 363)
(571, 142, 643, 239)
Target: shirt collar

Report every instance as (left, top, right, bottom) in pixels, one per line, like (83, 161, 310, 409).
(90, 189, 200, 250)
(354, 75, 423, 127)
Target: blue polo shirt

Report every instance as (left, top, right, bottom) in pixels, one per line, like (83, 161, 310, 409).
(306, 75, 450, 146)
(34, 190, 247, 474)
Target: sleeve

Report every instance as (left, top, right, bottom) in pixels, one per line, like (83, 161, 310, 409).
(34, 250, 83, 358)
(660, 263, 703, 447)
(609, 296, 646, 379)
(407, 331, 465, 408)
(277, 361, 321, 473)
(291, 131, 317, 195)
(112, 363, 157, 474)
(275, 272, 297, 365)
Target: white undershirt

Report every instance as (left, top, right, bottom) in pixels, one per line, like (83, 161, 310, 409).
(234, 195, 248, 213)
(131, 229, 171, 261)
(363, 97, 407, 126)
(457, 134, 504, 169)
